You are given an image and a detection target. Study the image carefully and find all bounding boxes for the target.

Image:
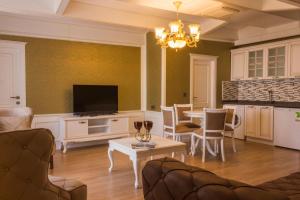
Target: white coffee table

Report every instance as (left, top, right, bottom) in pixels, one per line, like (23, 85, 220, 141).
(108, 136, 186, 189)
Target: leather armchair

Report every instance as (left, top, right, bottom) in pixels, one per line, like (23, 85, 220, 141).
(0, 128, 87, 200)
(142, 157, 288, 200)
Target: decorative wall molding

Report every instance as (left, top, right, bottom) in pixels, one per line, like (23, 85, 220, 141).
(161, 48, 166, 107)
(0, 11, 147, 47)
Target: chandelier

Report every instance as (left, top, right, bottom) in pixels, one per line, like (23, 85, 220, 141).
(154, 1, 201, 50)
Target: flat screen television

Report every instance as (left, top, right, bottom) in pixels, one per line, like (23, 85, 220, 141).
(73, 85, 118, 115)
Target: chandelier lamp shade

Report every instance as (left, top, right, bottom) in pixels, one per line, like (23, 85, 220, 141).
(155, 1, 201, 50)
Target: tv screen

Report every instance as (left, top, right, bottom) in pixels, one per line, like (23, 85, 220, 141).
(73, 85, 118, 115)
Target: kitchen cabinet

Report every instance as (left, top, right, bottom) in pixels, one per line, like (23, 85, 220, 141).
(267, 46, 286, 78)
(247, 49, 264, 79)
(289, 41, 300, 77)
(274, 108, 300, 150)
(259, 106, 274, 140)
(245, 105, 258, 137)
(231, 51, 246, 80)
(231, 38, 300, 80)
(245, 105, 273, 140)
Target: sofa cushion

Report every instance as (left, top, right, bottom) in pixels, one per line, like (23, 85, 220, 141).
(259, 172, 300, 200)
(142, 157, 289, 200)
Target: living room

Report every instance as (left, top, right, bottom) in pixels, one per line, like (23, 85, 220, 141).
(0, 0, 300, 200)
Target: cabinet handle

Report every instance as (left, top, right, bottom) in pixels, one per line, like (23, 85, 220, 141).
(79, 121, 86, 124)
(10, 96, 20, 100)
(247, 105, 254, 108)
(112, 119, 118, 122)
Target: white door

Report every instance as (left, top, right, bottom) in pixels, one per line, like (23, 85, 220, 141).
(0, 41, 26, 107)
(192, 59, 211, 109)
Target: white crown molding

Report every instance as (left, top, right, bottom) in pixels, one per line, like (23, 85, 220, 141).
(235, 21, 300, 46)
(0, 11, 147, 47)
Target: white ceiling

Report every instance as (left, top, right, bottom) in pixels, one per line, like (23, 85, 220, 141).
(0, 0, 299, 43)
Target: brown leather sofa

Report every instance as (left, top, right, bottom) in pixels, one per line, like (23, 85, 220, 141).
(0, 128, 87, 200)
(142, 157, 300, 200)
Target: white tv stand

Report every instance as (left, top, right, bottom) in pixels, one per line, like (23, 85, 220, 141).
(60, 113, 132, 153)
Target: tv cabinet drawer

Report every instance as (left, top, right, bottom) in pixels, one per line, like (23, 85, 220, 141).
(66, 120, 88, 139)
(111, 118, 128, 133)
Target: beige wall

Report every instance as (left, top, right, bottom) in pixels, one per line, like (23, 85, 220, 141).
(0, 35, 141, 114)
(166, 40, 233, 108)
(146, 32, 161, 111)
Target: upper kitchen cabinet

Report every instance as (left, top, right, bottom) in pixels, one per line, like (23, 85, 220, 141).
(267, 45, 287, 78)
(289, 41, 300, 77)
(247, 49, 264, 79)
(231, 38, 300, 80)
(231, 51, 246, 80)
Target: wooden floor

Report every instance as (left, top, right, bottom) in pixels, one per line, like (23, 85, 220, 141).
(49, 139, 300, 200)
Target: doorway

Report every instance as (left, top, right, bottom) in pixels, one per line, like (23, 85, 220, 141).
(190, 54, 217, 109)
(0, 40, 26, 107)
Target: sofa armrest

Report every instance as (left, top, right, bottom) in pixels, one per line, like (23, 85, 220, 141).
(142, 157, 288, 200)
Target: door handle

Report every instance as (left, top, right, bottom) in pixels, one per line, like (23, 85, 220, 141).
(10, 96, 20, 100)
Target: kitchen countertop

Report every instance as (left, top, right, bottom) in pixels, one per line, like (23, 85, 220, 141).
(222, 100, 300, 108)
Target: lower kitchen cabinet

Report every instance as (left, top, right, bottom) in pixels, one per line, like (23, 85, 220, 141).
(245, 105, 273, 140)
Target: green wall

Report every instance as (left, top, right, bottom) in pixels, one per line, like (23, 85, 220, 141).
(166, 40, 234, 108)
(0, 35, 141, 114)
(146, 32, 161, 111)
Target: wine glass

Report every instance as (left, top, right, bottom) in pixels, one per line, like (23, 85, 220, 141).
(143, 121, 153, 134)
(134, 121, 143, 133)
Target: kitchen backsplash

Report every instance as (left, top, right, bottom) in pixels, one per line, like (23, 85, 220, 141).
(222, 78, 300, 102)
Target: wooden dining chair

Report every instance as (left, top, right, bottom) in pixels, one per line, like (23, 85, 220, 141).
(191, 108, 227, 162)
(161, 106, 199, 142)
(225, 108, 241, 153)
(174, 104, 200, 128)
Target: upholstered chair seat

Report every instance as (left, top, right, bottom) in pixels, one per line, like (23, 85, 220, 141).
(165, 124, 199, 133)
(225, 125, 234, 131)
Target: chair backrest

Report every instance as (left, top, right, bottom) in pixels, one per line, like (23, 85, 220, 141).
(174, 104, 193, 124)
(225, 108, 240, 129)
(204, 108, 227, 132)
(0, 129, 55, 199)
(0, 107, 33, 132)
(161, 106, 176, 131)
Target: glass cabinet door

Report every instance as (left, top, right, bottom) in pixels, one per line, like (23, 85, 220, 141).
(248, 50, 263, 78)
(267, 46, 285, 77)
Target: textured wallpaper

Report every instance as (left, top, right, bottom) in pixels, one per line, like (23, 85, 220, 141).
(0, 35, 141, 114)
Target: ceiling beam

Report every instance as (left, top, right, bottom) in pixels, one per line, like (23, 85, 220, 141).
(55, 0, 70, 15)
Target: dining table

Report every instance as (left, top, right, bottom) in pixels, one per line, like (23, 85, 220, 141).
(183, 110, 217, 156)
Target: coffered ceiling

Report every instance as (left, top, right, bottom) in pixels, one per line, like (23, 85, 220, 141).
(0, 0, 299, 44)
